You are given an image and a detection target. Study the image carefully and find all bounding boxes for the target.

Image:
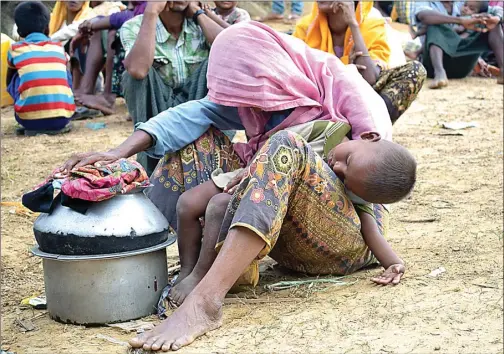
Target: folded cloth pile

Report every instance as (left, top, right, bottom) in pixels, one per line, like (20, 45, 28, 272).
(22, 159, 151, 214)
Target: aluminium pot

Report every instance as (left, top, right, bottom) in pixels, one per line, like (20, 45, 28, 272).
(31, 239, 174, 325)
(33, 189, 171, 255)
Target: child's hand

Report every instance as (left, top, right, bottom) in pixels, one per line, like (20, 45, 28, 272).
(371, 264, 405, 285)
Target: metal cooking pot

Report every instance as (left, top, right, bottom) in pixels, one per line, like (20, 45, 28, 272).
(34, 190, 172, 255)
(31, 239, 174, 325)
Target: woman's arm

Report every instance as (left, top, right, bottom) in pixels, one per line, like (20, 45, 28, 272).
(348, 23, 381, 85)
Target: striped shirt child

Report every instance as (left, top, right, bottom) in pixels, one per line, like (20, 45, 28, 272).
(7, 32, 75, 131)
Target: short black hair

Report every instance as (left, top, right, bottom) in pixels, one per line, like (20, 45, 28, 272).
(479, 1, 489, 13)
(14, 1, 50, 38)
(362, 141, 417, 204)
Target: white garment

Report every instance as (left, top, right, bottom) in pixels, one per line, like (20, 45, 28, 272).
(368, 8, 407, 68)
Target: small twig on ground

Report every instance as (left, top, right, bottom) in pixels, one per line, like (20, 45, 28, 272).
(398, 217, 438, 223)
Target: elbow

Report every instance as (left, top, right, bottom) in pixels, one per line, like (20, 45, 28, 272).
(124, 62, 149, 80)
(128, 68, 149, 80)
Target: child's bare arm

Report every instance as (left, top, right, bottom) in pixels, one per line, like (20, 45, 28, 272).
(201, 4, 231, 29)
(358, 210, 405, 285)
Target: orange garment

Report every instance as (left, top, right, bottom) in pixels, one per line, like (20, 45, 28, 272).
(293, 1, 391, 67)
(49, 1, 92, 36)
(1, 33, 14, 107)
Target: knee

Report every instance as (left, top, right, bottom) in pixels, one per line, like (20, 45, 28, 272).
(270, 130, 306, 148)
(176, 192, 199, 221)
(205, 194, 231, 220)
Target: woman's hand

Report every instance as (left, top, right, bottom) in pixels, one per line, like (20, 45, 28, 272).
(349, 48, 368, 71)
(60, 151, 122, 174)
(371, 264, 405, 285)
(332, 1, 358, 27)
(223, 169, 246, 194)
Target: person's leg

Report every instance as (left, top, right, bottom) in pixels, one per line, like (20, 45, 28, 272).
(488, 24, 504, 84)
(130, 226, 265, 351)
(289, 1, 304, 19)
(373, 61, 427, 124)
(428, 44, 448, 89)
(78, 30, 117, 114)
(75, 30, 105, 97)
(172, 181, 222, 286)
(171, 192, 231, 305)
(258, 1, 285, 21)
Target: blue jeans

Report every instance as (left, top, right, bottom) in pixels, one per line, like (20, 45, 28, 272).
(272, 1, 304, 16)
(8, 72, 72, 131)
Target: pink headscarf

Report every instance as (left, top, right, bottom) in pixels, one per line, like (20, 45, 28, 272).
(207, 22, 391, 164)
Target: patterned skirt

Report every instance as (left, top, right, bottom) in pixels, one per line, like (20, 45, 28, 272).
(217, 131, 389, 284)
(146, 128, 242, 231)
(373, 60, 427, 124)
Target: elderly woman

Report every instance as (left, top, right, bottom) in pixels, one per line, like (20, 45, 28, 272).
(62, 22, 408, 351)
(294, 1, 426, 124)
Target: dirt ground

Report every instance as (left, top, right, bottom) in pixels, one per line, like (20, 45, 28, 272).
(1, 27, 503, 354)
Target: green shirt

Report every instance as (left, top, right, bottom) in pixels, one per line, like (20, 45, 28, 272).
(120, 15, 209, 89)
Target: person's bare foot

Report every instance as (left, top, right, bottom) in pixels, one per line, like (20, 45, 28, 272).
(170, 270, 206, 305)
(257, 13, 284, 22)
(78, 94, 116, 115)
(129, 293, 223, 351)
(429, 70, 448, 89)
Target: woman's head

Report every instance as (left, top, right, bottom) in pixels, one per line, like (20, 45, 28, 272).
(66, 1, 85, 13)
(215, 1, 238, 11)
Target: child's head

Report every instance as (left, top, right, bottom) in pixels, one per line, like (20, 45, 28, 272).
(214, 1, 238, 11)
(461, 1, 489, 16)
(14, 1, 50, 37)
(329, 132, 417, 204)
(66, 1, 85, 13)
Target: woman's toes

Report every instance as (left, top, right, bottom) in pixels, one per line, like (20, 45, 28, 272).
(129, 333, 148, 347)
(172, 335, 194, 351)
(151, 338, 166, 351)
(143, 336, 160, 350)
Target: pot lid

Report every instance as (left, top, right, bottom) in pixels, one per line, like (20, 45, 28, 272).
(33, 191, 172, 255)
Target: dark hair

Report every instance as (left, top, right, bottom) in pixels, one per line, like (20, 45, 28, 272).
(362, 141, 417, 204)
(479, 1, 489, 13)
(14, 1, 50, 38)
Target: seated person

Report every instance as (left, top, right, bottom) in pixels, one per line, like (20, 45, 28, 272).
(7, 2, 75, 136)
(70, 1, 147, 115)
(415, 1, 503, 88)
(119, 1, 226, 175)
(293, 1, 426, 124)
(202, 1, 251, 28)
(170, 130, 416, 305)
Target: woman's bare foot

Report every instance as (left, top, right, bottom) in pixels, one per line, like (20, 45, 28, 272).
(429, 70, 448, 89)
(170, 270, 206, 305)
(129, 293, 223, 351)
(78, 94, 116, 115)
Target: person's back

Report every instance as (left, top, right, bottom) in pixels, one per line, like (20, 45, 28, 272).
(7, 1, 75, 136)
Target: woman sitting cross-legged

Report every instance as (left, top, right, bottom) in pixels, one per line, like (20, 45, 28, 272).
(61, 22, 417, 352)
(294, 1, 427, 124)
